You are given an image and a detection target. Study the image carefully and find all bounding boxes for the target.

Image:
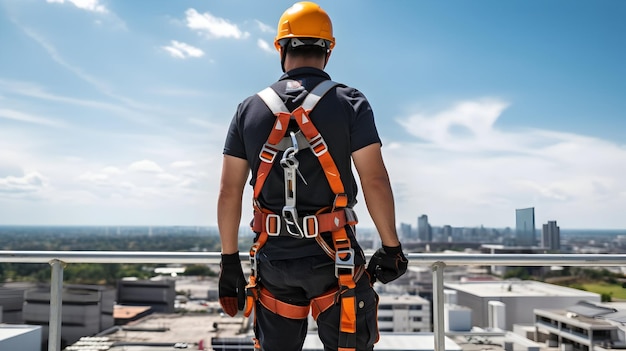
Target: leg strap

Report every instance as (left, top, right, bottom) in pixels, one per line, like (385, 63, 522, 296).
(259, 287, 310, 320)
(311, 287, 339, 320)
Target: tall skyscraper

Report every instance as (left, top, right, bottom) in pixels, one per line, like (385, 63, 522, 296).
(400, 223, 413, 241)
(542, 220, 560, 251)
(515, 207, 536, 246)
(418, 214, 432, 242)
(442, 225, 453, 242)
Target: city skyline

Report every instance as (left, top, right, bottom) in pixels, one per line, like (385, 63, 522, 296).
(0, 1, 625, 229)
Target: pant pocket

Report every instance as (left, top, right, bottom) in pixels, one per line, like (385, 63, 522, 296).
(364, 290, 380, 348)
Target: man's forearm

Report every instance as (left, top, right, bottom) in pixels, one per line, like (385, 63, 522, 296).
(217, 155, 249, 255)
(217, 191, 243, 255)
(362, 176, 401, 247)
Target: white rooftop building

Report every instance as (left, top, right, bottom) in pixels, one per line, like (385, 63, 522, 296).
(0, 324, 41, 351)
(378, 294, 431, 333)
(303, 332, 463, 351)
(445, 280, 601, 331)
(535, 300, 626, 351)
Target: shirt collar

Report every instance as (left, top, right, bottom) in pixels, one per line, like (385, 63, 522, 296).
(279, 67, 331, 81)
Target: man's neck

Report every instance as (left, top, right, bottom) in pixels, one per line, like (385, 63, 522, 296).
(283, 56, 326, 72)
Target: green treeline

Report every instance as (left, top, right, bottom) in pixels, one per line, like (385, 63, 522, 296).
(0, 226, 223, 285)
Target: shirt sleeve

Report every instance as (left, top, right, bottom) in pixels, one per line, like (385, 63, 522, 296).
(222, 104, 247, 160)
(345, 87, 382, 152)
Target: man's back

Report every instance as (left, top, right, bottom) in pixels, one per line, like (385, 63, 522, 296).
(224, 67, 380, 216)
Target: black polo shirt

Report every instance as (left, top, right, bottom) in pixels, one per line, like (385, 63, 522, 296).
(224, 67, 381, 259)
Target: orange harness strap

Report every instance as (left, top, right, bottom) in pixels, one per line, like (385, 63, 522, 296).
(291, 106, 345, 198)
(251, 207, 357, 238)
(253, 112, 291, 200)
(255, 286, 337, 320)
(311, 287, 340, 320)
(246, 80, 359, 351)
(259, 287, 310, 319)
(256, 264, 366, 322)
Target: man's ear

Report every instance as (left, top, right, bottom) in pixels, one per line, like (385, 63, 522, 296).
(324, 51, 332, 68)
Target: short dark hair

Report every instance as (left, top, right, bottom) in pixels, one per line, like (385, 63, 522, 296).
(286, 44, 327, 59)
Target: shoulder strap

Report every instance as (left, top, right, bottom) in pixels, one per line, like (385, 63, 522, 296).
(253, 80, 345, 206)
(302, 80, 340, 111)
(256, 79, 340, 117)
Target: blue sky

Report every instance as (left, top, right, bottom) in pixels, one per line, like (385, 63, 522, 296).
(0, 0, 624, 229)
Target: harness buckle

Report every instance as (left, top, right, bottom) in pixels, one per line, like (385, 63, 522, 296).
(309, 134, 328, 156)
(344, 208, 358, 225)
(265, 214, 281, 236)
(250, 246, 258, 276)
(303, 215, 319, 238)
(335, 247, 355, 278)
(259, 143, 279, 163)
(259, 143, 278, 163)
(332, 193, 349, 210)
(282, 206, 305, 238)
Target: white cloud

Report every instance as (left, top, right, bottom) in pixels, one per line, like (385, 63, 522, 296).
(185, 9, 249, 39)
(46, 0, 107, 13)
(162, 40, 205, 59)
(77, 171, 112, 185)
(256, 20, 274, 33)
(398, 99, 510, 151)
(16, 29, 157, 116)
(257, 39, 273, 53)
(0, 108, 68, 128)
(171, 161, 195, 169)
(102, 166, 123, 175)
(156, 173, 180, 183)
(0, 172, 48, 196)
(388, 99, 626, 229)
(128, 160, 164, 173)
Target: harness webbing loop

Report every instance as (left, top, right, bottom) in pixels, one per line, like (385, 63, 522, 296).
(247, 80, 360, 351)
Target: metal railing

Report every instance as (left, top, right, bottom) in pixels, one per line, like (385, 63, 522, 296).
(1, 251, 625, 351)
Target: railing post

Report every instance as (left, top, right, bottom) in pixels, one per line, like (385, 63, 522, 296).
(432, 261, 446, 351)
(49, 259, 65, 351)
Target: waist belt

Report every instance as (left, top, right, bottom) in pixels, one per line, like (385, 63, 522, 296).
(252, 208, 358, 238)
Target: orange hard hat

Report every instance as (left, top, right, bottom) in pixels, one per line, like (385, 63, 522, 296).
(274, 2, 335, 52)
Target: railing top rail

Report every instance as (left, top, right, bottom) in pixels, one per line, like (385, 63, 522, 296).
(0, 251, 625, 266)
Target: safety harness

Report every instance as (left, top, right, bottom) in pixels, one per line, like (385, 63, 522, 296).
(244, 80, 361, 351)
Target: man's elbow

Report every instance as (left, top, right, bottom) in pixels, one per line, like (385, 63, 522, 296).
(361, 175, 392, 193)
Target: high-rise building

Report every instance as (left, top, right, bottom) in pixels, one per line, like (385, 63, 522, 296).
(515, 207, 536, 246)
(442, 225, 453, 242)
(400, 223, 413, 241)
(542, 220, 560, 251)
(418, 214, 432, 242)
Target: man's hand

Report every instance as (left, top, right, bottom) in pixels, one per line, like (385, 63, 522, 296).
(367, 245, 408, 284)
(218, 252, 246, 317)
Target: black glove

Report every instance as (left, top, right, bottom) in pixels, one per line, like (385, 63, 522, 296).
(218, 252, 246, 317)
(367, 244, 408, 284)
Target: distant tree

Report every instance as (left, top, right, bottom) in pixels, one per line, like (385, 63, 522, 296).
(503, 267, 530, 280)
(184, 264, 217, 277)
(0, 226, 223, 283)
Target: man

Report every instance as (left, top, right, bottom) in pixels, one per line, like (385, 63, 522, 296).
(217, 2, 408, 350)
